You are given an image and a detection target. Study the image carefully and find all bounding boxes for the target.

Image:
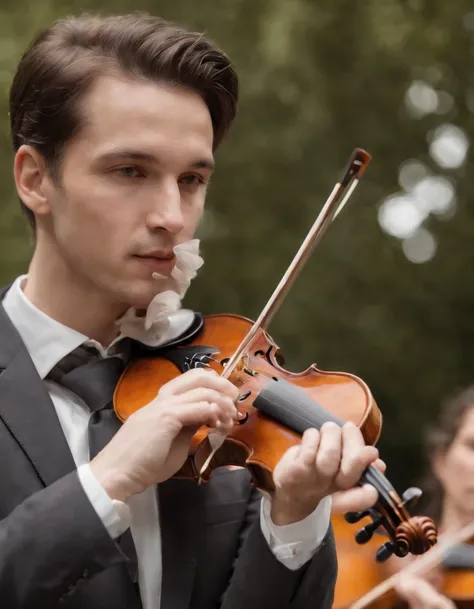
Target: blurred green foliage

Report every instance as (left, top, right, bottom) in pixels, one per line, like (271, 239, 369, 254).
(1, 0, 474, 493)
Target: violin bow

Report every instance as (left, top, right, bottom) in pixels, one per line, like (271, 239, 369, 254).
(348, 520, 474, 609)
(198, 148, 372, 479)
(221, 147, 372, 381)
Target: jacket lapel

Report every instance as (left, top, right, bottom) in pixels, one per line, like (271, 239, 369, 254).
(159, 478, 203, 609)
(0, 301, 76, 487)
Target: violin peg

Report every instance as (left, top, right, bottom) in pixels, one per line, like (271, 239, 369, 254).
(376, 542, 394, 563)
(344, 510, 370, 524)
(355, 518, 383, 544)
(355, 526, 373, 544)
(401, 487, 423, 508)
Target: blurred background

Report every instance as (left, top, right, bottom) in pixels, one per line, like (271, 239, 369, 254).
(1, 0, 473, 499)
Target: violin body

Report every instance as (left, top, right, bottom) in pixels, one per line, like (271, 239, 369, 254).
(115, 313, 382, 491)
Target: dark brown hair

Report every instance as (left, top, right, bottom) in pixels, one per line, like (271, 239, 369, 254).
(420, 385, 474, 521)
(9, 12, 238, 227)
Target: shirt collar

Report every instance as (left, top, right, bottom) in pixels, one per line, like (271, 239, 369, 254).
(2, 275, 196, 381)
(2, 276, 90, 379)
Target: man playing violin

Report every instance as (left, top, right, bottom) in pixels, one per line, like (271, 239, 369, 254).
(0, 12, 404, 609)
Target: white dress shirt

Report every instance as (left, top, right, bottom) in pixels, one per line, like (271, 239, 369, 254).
(2, 275, 331, 609)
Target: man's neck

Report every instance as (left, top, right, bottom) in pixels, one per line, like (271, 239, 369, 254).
(24, 251, 127, 346)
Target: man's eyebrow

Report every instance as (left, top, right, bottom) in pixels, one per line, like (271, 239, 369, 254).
(97, 149, 157, 163)
(192, 158, 215, 171)
(97, 148, 215, 171)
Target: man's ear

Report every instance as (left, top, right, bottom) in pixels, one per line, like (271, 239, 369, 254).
(14, 145, 53, 218)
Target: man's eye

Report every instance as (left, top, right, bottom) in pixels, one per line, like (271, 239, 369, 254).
(179, 174, 205, 186)
(116, 166, 145, 178)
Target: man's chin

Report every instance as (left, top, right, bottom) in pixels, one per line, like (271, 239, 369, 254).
(115, 281, 158, 312)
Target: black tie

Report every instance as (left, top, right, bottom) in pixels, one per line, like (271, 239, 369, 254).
(56, 353, 124, 458)
(49, 346, 139, 583)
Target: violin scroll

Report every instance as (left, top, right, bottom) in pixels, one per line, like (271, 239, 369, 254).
(395, 516, 439, 556)
(346, 512, 438, 563)
(345, 484, 438, 562)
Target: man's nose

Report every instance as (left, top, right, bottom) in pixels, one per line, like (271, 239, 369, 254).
(146, 180, 184, 235)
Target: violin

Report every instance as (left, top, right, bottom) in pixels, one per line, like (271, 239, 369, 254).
(114, 148, 438, 562)
(332, 515, 474, 608)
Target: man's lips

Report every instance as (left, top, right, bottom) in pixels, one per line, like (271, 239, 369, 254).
(139, 249, 175, 259)
(134, 252, 176, 273)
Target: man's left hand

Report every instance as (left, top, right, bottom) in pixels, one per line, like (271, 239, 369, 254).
(271, 421, 381, 525)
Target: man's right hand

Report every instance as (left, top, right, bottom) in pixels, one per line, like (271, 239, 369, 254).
(90, 368, 239, 501)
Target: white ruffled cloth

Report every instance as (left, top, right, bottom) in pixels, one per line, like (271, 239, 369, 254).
(117, 239, 204, 347)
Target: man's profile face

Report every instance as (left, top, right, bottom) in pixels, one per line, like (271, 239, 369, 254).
(38, 73, 214, 310)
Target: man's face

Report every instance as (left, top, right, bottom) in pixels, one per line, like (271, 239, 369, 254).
(39, 74, 214, 310)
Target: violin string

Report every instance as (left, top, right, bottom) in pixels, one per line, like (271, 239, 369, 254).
(348, 520, 474, 609)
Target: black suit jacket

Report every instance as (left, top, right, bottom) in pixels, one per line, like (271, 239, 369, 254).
(0, 289, 337, 609)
